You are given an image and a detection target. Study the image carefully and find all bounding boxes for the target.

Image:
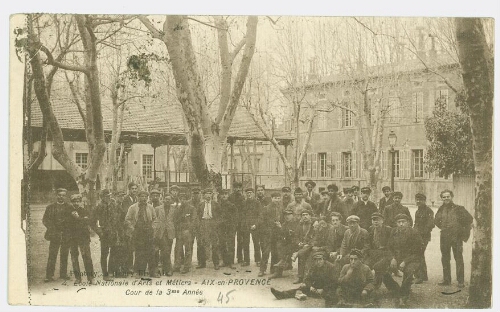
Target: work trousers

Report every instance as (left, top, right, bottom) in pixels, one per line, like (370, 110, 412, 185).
(198, 219, 219, 266)
(133, 228, 156, 276)
(157, 236, 173, 274)
(219, 225, 236, 266)
(239, 229, 251, 264)
(259, 233, 278, 273)
(251, 230, 262, 263)
(440, 234, 464, 283)
(100, 239, 119, 277)
(45, 236, 71, 279)
(175, 229, 193, 270)
(416, 240, 430, 281)
(71, 240, 94, 281)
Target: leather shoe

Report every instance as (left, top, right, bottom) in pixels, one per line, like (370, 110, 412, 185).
(438, 281, 451, 286)
(270, 288, 286, 300)
(196, 264, 206, 269)
(458, 282, 465, 288)
(44, 277, 54, 283)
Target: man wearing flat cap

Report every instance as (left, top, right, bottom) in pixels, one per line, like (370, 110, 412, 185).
(270, 251, 338, 307)
(287, 187, 313, 222)
(92, 189, 121, 280)
(125, 190, 158, 278)
(68, 193, 94, 284)
(383, 191, 413, 228)
(292, 208, 315, 284)
(365, 212, 394, 291)
(42, 188, 74, 282)
(256, 185, 271, 207)
(413, 193, 434, 284)
(121, 182, 139, 274)
(378, 186, 394, 216)
(228, 182, 244, 264)
(272, 208, 299, 279)
(185, 187, 203, 270)
(350, 187, 378, 230)
(337, 249, 376, 308)
(240, 188, 262, 267)
(342, 188, 356, 218)
(149, 189, 162, 207)
(218, 189, 238, 269)
(280, 186, 294, 220)
(153, 188, 177, 276)
(304, 180, 321, 213)
(173, 187, 196, 274)
(336, 215, 370, 268)
(312, 212, 347, 263)
(195, 188, 221, 270)
(256, 192, 282, 276)
(386, 213, 423, 308)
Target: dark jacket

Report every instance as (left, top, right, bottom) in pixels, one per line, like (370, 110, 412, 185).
(257, 202, 281, 236)
(339, 262, 375, 291)
(435, 203, 473, 242)
(241, 199, 261, 230)
(350, 200, 378, 230)
(68, 204, 92, 244)
(414, 205, 435, 242)
(378, 196, 394, 216)
(340, 227, 370, 256)
(174, 200, 195, 234)
(321, 197, 348, 222)
(383, 203, 413, 228)
(219, 199, 238, 227)
(388, 226, 423, 264)
(196, 200, 221, 222)
(304, 260, 337, 290)
(43, 202, 72, 241)
(367, 225, 393, 250)
(313, 223, 347, 254)
(92, 200, 121, 244)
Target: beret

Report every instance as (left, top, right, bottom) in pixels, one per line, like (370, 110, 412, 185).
(415, 193, 426, 200)
(371, 212, 384, 219)
(395, 213, 409, 221)
(346, 215, 360, 223)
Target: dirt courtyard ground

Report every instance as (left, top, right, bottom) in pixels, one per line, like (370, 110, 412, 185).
(24, 204, 472, 308)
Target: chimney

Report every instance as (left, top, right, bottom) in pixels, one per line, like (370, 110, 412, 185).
(416, 27, 427, 60)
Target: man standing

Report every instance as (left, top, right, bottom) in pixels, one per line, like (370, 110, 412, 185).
(42, 188, 73, 282)
(280, 186, 293, 219)
(435, 190, 473, 288)
(92, 189, 120, 281)
(383, 192, 413, 228)
(256, 185, 271, 207)
(241, 188, 262, 266)
(174, 188, 195, 274)
(257, 192, 282, 276)
(196, 189, 220, 270)
(337, 249, 376, 308)
(351, 186, 360, 202)
(228, 182, 244, 264)
(125, 190, 157, 278)
(315, 190, 329, 217)
(343, 188, 356, 218)
(219, 189, 237, 269)
(270, 251, 339, 307)
(322, 184, 347, 222)
(68, 194, 94, 284)
(304, 180, 321, 212)
(350, 187, 378, 230)
(293, 208, 315, 284)
(378, 186, 393, 215)
(149, 188, 162, 207)
(153, 189, 177, 276)
(188, 187, 203, 268)
(413, 193, 434, 284)
(121, 182, 138, 274)
(272, 208, 299, 279)
(287, 187, 313, 222)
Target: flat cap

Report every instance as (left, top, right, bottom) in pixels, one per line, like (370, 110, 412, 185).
(327, 184, 339, 192)
(305, 180, 316, 187)
(360, 187, 371, 194)
(270, 192, 281, 198)
(281, 186, 291, 192)
(245, 188, 255, 193)
(343, 187, 353, 193)
(320, 190, 329, 195)
(349, 249, 363, 258)
(415, 193, 426, 200)
(371, 212, 384, 219)
(138, 190, 149, 196)
(301, 207, 313, 216)
(346, 215, 360, 223)
(70, 194, 82, 201)
(56, 188, 67, 193)
(382, 186, 392, 192)
(294, 187, 303, 194)
(351, 185, 360, 191)
(312, 251, 325, 259)
(170, 185, 180, 190)
(395, 213, 410, 221)
(283, 208, 294, 215)
(150, 189, 161, 195)
(393, 191, 403, 198)
(100, 189, 111, 197)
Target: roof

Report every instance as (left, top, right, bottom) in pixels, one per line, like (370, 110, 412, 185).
(29, 97, 294, 145)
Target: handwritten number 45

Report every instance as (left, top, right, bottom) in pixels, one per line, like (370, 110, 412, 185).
(217, 290, 235, 304)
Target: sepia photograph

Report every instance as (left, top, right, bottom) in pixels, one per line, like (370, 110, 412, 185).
(8, 8, 494, 309)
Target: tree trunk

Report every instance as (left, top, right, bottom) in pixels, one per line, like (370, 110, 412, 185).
(455, 18, 493, 308)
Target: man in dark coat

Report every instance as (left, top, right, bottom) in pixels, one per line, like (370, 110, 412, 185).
(387, 214, 423, 308)
(271, 208, 299, 279)
(336, 215, 370, 267)
(315, 190, 329, 217)
(153, 189, 177, 276)
(343, 188, 356, 218)
(413, 193, 435, 284)
(228, 182, 245, 264)
(240, 188, 262, 266)
(173, 188, 195, 274)
(378, 186, 394, 215)
(280, 186, 293, 221)
(68, 194, 94, 284)
(92, 189, 121, 281)
(435, 190, 473, 288)
(312, 212, 347, 263)
(364, 212, 393, 290)
(256, 184, 271, 207)
(293, 208, 315, 284)
(270, 251, 339, 307)
(219, 189, 238, 269)
(42, 188, 73, 282)
(188, 187, 203, 267)
(350, 187, 378, 230)
(287, 187, 313, 222)
(321, 184, 348, 222)
(304, 180, 321, 213)
(196, 188, 221, 270)
(257, 192, 282, 276)
(121, 182, 138, 274)
(383, 191, 413, 228)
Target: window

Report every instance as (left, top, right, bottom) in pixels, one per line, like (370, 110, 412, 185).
(412, 92, 424, 123)
(388, 92, 401, 124)
(342, 103, 353, 127)
(142, 154, 153, 180)
(342, 152, 352, 178)
(393, 150, 400, 178)
(435, 89, 449, 108)
(75, 152, 88, 169)
(318, 153, 327, 177)
(412, 149, 424, 178)
(285, 119, 293, 132)
(317, 111, 327, 129)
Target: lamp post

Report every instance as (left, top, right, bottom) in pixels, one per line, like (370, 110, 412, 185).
(388, 130, 397, 192)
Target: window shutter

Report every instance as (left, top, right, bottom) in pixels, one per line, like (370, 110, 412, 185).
(326, 152, 332, 178)
(417, 92, 424, 122)
(312, 153, 318, 178)
(382, 151, 388, 179)
(306, 153, 311, 178)
(403, 150, 410, 179)
(352, 151, 357, 179)
(336, 152, 341, 178)
(337, 107, 342, 129)
(360, 152, 364, 179)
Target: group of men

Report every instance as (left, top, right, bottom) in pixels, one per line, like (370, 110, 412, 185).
(42, 180, 473, 307)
